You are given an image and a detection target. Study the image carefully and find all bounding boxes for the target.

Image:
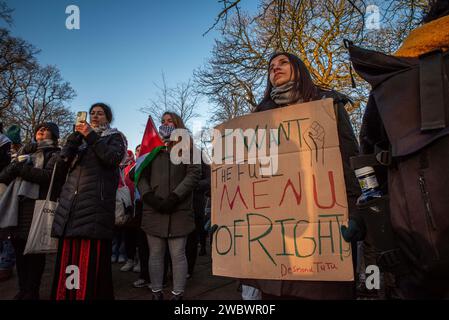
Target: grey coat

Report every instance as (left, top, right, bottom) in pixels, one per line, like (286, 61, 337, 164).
(138, 148, 201, 238)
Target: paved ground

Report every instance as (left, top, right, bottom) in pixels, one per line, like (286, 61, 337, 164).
(0, 250, 242, 300)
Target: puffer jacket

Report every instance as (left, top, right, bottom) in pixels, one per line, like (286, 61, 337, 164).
(137, 148, 201, 238)
(52, 130, 126, 240)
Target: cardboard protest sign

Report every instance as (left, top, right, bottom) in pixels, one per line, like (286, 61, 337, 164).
(211, 98, 354, 281)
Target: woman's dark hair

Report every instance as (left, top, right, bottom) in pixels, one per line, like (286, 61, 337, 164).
(423, 0, 449, 23)
(0, 122, 3, 134)
(255, 52, 323, 112)
(162, 111, 186, 129)
(89, 102, 113, 123)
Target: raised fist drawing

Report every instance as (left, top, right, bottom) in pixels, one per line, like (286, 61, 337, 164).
(303, 121, 325, 165)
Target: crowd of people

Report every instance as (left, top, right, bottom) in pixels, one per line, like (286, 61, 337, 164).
(0, 105, 211, 300)
(0, 0, 448, 301)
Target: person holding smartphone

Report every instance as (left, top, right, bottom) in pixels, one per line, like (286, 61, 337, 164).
(51, 103, 127, 300)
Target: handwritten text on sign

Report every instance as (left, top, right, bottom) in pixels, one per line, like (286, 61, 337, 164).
(211, 99, 353, 281)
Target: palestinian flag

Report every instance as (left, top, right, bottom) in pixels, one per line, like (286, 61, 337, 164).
(134, 116, 165, 183)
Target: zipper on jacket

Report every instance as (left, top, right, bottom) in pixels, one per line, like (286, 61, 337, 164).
(418, 173, 439, 259)
(63, 166, 82, 236)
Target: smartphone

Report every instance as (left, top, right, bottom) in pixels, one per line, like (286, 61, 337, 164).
(76, 111, 87, 125)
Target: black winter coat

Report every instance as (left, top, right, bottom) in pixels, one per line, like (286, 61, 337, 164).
(0, 142, 61, 239)
(193, 161, 211, 218)
(0, 137, 11, 172)
(52, 130, 126, 240)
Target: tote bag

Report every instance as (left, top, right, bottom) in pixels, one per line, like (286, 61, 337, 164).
(23, 164, 58, 254)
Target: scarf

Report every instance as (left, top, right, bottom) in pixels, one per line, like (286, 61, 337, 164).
(80, 124, 128, 164)
(270, 81, 303, 106)
(0, 139, 58, 228)
(395, 15, 449, 58)
(159, 124, 175, 139)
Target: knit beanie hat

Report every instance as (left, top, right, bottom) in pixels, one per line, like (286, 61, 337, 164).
(35, 122, 60, 141)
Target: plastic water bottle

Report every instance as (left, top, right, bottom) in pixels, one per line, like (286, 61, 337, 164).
(354, 166, 383, 212)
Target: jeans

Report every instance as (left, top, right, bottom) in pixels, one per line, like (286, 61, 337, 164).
(0, 240, 16, 270)
(147, 235, 187, 295)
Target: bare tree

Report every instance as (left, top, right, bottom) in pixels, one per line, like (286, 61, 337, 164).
(0, 0, 13, 26)
(140, 73, 200, 125)
(198, 0, 430, 134)
(3, 65, 76, 142)
(0, 28, 39, 116)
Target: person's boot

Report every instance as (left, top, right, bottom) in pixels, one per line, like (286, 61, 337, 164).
(151, 290, 164, 300)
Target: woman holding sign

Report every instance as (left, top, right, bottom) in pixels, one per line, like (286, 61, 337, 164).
(0, 122, 61, 300)
(246, 52, 361, 299)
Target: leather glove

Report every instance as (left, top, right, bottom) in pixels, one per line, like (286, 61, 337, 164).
(341, 219, 366, 242)
(159, 192, 180, 214)
(143, 192, 164, 211)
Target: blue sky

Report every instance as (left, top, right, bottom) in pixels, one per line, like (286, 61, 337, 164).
(3, 0, 259, 151)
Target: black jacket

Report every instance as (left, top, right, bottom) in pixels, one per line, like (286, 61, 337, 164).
(0, 142, 61, 239)
(193, 161, 211, 218)
(0, 139, 11, 172)
(52, 130, 126, 240)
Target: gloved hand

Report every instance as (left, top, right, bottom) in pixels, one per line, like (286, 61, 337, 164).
(341, 219, 366, 242)
(6, 160, 25, 177)
(65, 132, 83, 147)
(210, 224, 218, 235)
(143, 192, 164, 211)
(209, 224, 218, 246)
(159, 192, 180, 214)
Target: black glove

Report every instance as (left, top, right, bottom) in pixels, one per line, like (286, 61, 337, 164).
(143, 192, 164, 211)
(209, 224, 218, 246)
(65, 132, 83, 147)
(5, 161, 24, 177)
(341, 219, 366, 242)
(159, 192, 180, 214)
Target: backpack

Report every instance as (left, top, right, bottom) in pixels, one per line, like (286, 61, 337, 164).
(346, 40, 449, 292)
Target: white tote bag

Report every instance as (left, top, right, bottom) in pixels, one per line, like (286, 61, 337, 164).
(23, 164, 59, 255)
(115, 169, 132, 226)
